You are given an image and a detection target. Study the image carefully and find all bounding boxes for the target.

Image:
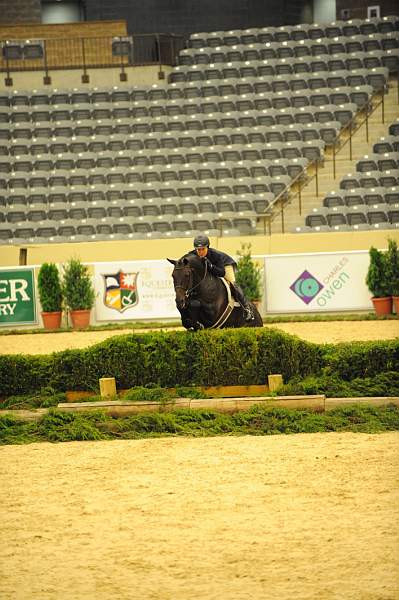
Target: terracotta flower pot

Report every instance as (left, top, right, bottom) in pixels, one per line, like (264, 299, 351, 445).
(41, 311, 62, 330)
(393, 296, 399, 315)
(371, 296, 393, 316)
(70, 309, 91, 329)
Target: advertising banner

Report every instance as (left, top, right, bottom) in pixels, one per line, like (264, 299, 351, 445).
(264, 251, 373, 313)
(0, 268, 37, 326)
(94, 260, 179, 321)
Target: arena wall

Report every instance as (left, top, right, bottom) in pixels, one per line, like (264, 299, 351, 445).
(0, 230, 393, 269)
(0, 65, 171, 91)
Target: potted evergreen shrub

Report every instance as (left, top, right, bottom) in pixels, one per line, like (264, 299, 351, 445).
(37, 262, 63, 330)
(235, 243, 262, 307)
(62, 257, 95, 329)
(386, 238, 399, 314)
(365, 246, 392, 316)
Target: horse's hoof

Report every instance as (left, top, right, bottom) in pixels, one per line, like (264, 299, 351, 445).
(187, 323, 204, 332)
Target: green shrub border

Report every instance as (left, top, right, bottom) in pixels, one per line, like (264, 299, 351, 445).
(0, 327, 398, 399)
(1, 404, 399, 445)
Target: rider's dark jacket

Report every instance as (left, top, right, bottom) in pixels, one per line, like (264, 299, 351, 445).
(188, 248, 236, 278)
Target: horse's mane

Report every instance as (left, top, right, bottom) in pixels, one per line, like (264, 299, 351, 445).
(179, 252, 203, 268)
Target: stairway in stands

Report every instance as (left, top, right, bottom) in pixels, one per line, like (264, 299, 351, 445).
(271, 77, 399, 233)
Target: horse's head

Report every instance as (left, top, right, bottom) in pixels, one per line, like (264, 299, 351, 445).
(167, 256, 193, 310)
(167, 254, 205, 309)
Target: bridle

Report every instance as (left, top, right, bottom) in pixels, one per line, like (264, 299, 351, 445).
(173, 259, 209, 301)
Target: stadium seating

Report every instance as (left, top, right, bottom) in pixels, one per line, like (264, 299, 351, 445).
(1, 16, 398, 243)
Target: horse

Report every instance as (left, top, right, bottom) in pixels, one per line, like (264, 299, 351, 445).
(168, 253, 263, 330)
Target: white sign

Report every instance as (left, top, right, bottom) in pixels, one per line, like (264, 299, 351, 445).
(94, 260, 179, 321)
(264, 251, 373, 313)
(367, 5, 380, 18)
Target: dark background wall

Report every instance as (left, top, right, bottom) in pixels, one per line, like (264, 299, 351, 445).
(83, 0, 306, 35)
(0, 0, 313, 33)
(0, 0, 396, 35)
(0, 0, 41, 24)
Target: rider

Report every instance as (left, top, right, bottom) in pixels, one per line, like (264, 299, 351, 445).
(189, 234, 254, 321)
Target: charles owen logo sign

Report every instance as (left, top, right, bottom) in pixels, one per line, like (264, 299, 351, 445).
(102, 270, 139, 313)
(289, 257, 350, 308)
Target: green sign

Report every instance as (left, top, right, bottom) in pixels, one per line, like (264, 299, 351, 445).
(0, 269, 37, 325)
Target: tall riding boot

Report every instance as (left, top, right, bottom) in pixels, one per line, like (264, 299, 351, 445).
(232, 284, 254, 321)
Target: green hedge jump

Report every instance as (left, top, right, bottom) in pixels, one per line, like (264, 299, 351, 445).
(0, 328, 398, 398)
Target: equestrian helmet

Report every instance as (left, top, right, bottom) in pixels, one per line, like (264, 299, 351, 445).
(193, 234, 210, 248)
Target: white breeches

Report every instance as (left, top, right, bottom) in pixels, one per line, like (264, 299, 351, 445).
(224, 265, 236, 284)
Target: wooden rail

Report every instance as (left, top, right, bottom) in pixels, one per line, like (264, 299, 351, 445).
(2, 396, 399, 421)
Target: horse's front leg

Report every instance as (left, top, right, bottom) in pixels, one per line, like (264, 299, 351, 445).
(176, 304, 194, 330)
(187, 298, 205, 330)
(176, 300, 204, 331)
(196, 299, 215, 328)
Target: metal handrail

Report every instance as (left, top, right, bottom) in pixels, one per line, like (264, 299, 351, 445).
(256, 164, 314, 235)
(330, 88, 385, 173)
(0, 33, 186, 74)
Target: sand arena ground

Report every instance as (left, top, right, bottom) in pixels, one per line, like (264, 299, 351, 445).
(0, 433, 398, 600)
(0, 321, 398, 599)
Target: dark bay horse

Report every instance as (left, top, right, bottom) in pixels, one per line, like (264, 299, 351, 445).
(168, 253, 263, 330)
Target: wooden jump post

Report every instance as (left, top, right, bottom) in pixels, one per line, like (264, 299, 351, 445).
(99, 377, 117, 399)
(268, 374, 283, 392)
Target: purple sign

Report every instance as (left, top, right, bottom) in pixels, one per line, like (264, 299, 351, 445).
(290, 270, 324, 305)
